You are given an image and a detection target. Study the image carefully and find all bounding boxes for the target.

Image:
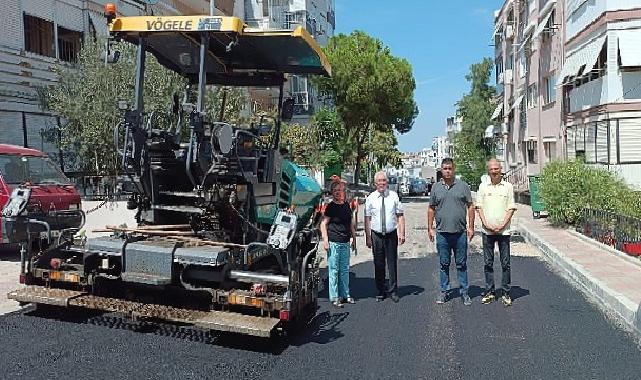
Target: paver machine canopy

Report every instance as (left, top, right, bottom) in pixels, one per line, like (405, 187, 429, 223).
(8, 8, 332, 338)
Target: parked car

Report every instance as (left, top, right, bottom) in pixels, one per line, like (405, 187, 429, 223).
(409, 178, 427, 196)
(0, 144, 82, 248)
(388, 175, 401, 195)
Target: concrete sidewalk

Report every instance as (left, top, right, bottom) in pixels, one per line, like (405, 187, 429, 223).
(515, 204, 641, 337)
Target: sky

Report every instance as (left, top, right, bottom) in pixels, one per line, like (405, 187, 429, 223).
(334, 0, 505, 153)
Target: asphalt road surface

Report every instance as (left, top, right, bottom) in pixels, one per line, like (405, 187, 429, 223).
(2, 251, 641, 379)
(2, 199, 640, 379)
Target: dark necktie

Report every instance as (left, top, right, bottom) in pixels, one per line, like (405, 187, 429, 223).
(381, 193, 386, 234)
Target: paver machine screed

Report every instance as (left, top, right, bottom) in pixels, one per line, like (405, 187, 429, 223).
(8, 7, 332, 338)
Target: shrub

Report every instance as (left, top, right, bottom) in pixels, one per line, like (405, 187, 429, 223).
(539, 160, 641, 225)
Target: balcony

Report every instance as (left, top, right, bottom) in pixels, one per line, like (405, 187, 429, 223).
(568, 76, 606, 113)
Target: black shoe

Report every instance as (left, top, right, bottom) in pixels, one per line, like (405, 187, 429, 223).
(376, 294, 385, 302)
(390, 293, 399, 303)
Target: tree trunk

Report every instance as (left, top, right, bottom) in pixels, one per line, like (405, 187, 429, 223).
(353, 131, 369, 185)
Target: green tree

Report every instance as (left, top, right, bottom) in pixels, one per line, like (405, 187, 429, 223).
(453, 58, 497, 188)
(40, 38, 244, 174)
(366, 129, 402, 168)
(280, 107, 347, 169)
(316, 31, 418, 183)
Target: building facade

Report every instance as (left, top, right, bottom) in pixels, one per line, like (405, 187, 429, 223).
(0, 0, 234, 165)
(241, 0, 335, 124)
(561, 0, 641, 188)
(445, 115, 462, 158)
(492, 0, 565, 188)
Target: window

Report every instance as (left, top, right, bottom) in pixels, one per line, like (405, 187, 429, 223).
(509, 143, 517, 165)
(527, 141, 538, 164)
(575, 125, 586, 161)
(0, 154, 70, 185)
(527, 84, 538, 109)
(506, 53, 513, 70)
(544, 141, 557, 161)
(496, 56, 504, 81)
(57, 27, 82, 62)
(543, 74, 556, 104)
(518, 49, 525, 78)
(262, 0, 269, 17)
(24, 14, 54, 57)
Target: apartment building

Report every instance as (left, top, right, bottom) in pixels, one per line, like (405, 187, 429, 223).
(493, 0, 565, 187)
(561, 0, 641, 188)
(445, 115, 462, 157)
(0, 0, 234, 163)
(242, 0, 335, 124)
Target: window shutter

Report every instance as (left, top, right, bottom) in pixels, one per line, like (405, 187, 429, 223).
(596, 121, 608, 163)
(585, 123, 596, 163)
(567, 127, 576, 160)
(619, 118, 641, 163)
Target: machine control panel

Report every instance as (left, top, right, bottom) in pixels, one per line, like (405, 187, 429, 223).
(267, 210, 297, 250)
(2, 187, 31, 218)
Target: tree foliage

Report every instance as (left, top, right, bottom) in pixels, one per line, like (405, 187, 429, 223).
(40, 38, 244, 174)
(452, 58, 496, 188)
(280, 107, 346, 169)
(316, 31, 418, 182)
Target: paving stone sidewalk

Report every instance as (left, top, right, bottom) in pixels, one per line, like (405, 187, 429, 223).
(515, 204, 641, 336)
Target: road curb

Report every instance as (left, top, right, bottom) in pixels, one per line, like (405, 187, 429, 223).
(517, 222, 641, 338)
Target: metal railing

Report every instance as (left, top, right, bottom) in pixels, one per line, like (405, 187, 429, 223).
(578, 208, 641, 256)
(504, 164, 528, 192)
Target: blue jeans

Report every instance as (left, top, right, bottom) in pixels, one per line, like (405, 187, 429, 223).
(436, 232, 469, 296)
(328, 241, 351, 301)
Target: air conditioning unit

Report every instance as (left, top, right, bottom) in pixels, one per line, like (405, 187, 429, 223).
(503, 69, 513, 84)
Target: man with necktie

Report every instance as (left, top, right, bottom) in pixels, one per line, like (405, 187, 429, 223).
(365, 171, 406, 303)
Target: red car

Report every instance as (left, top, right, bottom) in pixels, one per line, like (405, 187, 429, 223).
(0, 144, 82, 247)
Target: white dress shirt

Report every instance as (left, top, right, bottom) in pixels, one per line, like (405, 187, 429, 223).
(365, 189, 404, 234)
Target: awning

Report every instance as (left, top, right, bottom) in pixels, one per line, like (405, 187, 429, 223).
(523, 21, 536, 37)
(533, 3, 555, 39)
(511, 94, 525, 110)
(539, 0, 557, 19)
(519, 21, 537, 50)
(556, 35, 606, 85)
(618, 29, 641, 67)
(542, 136, 557, 142)
(491, 101, 504, 120)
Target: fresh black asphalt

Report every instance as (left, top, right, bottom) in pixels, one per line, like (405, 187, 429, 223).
(1, 253, 640, 380)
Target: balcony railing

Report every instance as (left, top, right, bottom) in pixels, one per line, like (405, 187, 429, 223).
(504, 164, 528, 192)
(578, 208, 641, 257)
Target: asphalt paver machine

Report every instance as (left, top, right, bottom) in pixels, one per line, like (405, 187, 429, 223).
(8, 8, 332, 338)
